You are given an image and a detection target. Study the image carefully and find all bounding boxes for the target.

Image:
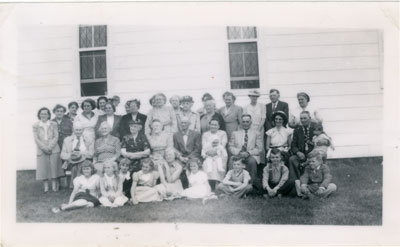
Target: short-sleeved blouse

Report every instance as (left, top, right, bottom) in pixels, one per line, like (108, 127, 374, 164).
(73, 174, 101, 198)
(289, 103, 322, 126)
(133, 170, 159, 187)
(266, 127, 293, 148)
(145, 105, 177, 134)
(74, 112, 99, 143)
(146, 132, 173, 157)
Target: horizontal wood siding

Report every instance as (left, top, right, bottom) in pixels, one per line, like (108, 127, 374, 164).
(260, 29, 383, 159)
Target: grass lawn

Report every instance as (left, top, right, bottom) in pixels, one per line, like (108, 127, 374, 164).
(16, 157, 382, 225)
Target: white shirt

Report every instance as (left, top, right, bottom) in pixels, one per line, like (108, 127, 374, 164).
(289, 102, 322, 126)
(38, 121, 51, 140)
(106, 115, 114, 129)
(72, 135, 87, 153)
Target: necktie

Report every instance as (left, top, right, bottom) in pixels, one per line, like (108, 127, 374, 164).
(243, 130, 248, 151)
(272, 103, 276, 113)
(74, 137, 81, 151)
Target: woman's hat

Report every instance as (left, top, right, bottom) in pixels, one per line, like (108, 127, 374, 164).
(180, 96, 194, 103)
(248, 90, 261, 97)
(68, 152, 86, 164)
(128, 119, 143, 126)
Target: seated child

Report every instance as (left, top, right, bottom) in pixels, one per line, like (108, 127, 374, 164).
(99, 161, 129, 207)
(297, 149, 337, 199)
(130, 158, 162, 204)
(52, 160, 100, 213)
(215, 156, 252, 198)
(202, 137, 228, 188)
(119, 158, 133, 199)
(261, 148, 296, 198)
(180, 158, 214, 200)
(312, 123, 335, 163)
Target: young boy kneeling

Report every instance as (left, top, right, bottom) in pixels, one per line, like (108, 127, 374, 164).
(215, 156, 252, 198)
(261, 148, 296, 198)
(298, 150, 337, 199)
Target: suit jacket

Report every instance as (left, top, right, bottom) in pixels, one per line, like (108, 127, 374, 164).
(95, 114, 122, 139)
(173, 130, 202, 159)
(119, 112, 147, 138)
(32, 121, 60, 155)
(290, 123, 316, 155)
(265, 101, 289, 132)
(217, 104, 243, 138)
(228, 129, 263, 163)
(60, 135, 94, 161)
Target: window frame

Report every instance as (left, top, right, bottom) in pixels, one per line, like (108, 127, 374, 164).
(78, 25, 108, 97)
(226, 26, 261, 92)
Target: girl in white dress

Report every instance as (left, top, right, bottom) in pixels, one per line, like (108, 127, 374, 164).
(181, 158, 213, 200)
(130, 158, 162, 204)
(99, 161, 128, 207)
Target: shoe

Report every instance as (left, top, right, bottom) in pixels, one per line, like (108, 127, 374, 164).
(52, 207, 61, 213)
(277, 194, 282, 199)
(263, 194, 270, 199)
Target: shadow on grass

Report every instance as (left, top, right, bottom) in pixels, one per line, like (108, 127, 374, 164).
(16, 157, 382, 225)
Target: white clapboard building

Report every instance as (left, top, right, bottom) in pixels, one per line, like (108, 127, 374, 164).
(17, 25, 383, 170)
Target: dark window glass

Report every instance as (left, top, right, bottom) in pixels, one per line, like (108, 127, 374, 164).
(81, 81, 107, 97)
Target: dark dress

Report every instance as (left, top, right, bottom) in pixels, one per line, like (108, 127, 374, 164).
(121, 132, 151, 172)
(119, 113, 147, 139)
(52, 115, 73, 149)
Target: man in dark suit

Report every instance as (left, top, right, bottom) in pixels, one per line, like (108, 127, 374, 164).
(119, 99, 147, 139)
(173, 116, 202, 188)
(288, 111, 315, 180)
(264, 89, 289, 132)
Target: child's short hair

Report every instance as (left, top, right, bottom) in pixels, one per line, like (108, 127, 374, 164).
(270, 148, 281, 156)
(188, 157, 202, 170)
(307, 149, 323, 161)
(80, 160, 95, 175)
(119, 158, 130, 168)
(231, 155, 244, 164)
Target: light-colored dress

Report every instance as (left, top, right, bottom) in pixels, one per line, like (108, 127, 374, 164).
(33, 121, 64, 180)
(202, 144, 228, 182)
(155, 161, 184, 198)
(94, 135, 121, 162)
(132, 170, 162, 202)
(243, 103, 266, 133)
(202, 130, 228, 148)
(147, 132, 173, 159)
(266, 127, 293, 158)
(73, 174, 101, 198)
(176, 110, 201, 133)
(181, 171, 212, 199)
(289, 103, 322, 126)
(74, 112, 98, 144)
(99, 173, 128, 207)
(145, 105, 177, 134)
(312, 133, 334, 158)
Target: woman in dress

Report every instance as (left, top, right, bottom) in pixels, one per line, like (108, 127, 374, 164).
(52, 104, 73, 150)
(196, 92, 214, 117)
(66, 101, 79, 121)
(146, 119, 174, 163)
(33, 107, 64, 192)
(176, 96, 201, 132)
(95, 102, 122, 139)
(155, 149, 184, 200)
(217, 91, 243, 139)
(265, 111, 293, 163)
(200, 99, 225, 133)
(243, 90, 266, 134)
(99, 161, 129, 207)
(145, 93, 177, 134)
(74, 98, 98, 145)
(201, 119, 228, 189)
(52, 160, 101, 213)
(130, 158, 162, 204)
(288, 92, 322, 128)
(96, 96, 108, 116)
(93, 122, 121, 175)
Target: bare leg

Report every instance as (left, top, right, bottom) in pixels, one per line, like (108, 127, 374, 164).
(60, 199, 92, 211)
(43, 180, 49, 193)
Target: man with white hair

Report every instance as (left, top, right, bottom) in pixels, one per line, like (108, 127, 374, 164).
(173, 115, 202, 188)
(60, 121, 95, 188)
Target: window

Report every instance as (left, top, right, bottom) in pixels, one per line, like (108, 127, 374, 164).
(227, 26, 260, 89)
(79, 25, 107, 97)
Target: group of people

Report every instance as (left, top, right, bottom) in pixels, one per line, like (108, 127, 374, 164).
(32, 89, 336, 213)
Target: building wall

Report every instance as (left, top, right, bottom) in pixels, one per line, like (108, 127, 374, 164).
(17, 26, 383, 170)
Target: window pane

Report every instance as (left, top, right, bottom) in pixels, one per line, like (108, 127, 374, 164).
(244, 52, 259, 76)
(79, 26, 92, 48)
(81, 81, 107, 97)
(231, 80, 259, 89)
(80, 51, 94, 79)
(229, 54, 244, 77)
(243, 42, 258, 53)
(93, 50, 107, 78)
(242, 26, 257, 39)
(227, 26, 242, 40)
(94, 25, 107, 47)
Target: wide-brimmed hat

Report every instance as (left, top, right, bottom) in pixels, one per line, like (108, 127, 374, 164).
(68, 152, 86, 164)
(248, 90, 261, 97)
(180, 96, 194, 103)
